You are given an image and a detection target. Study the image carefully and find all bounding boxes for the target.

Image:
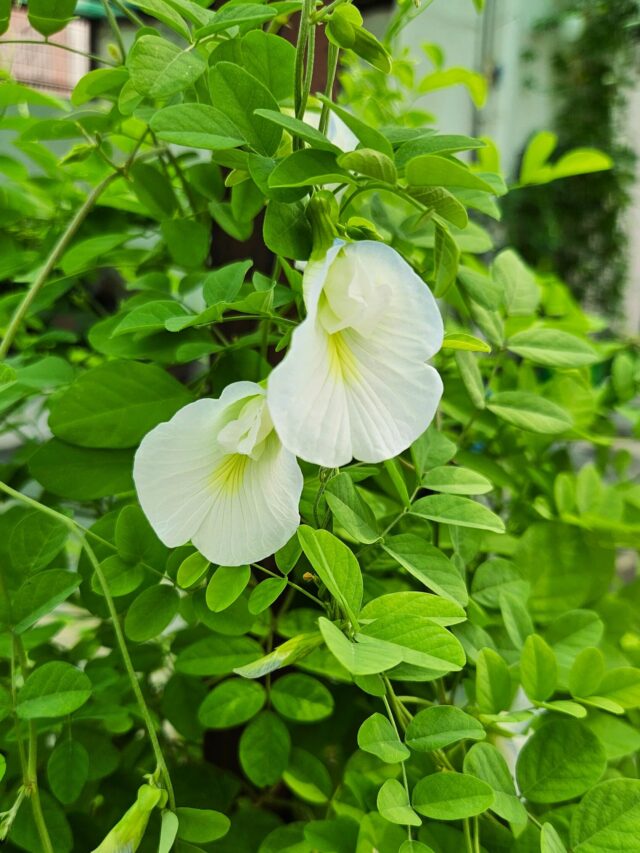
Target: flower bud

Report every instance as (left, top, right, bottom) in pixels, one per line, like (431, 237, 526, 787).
(91, 784, 166, 853)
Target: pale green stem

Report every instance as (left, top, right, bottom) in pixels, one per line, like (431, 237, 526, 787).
(319, 42, 339, 135)
(0, 38, 116, 66)
(100, 0, 126, 61)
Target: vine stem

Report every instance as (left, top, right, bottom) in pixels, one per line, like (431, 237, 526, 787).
(319, 42, 339, 135)
(294, 0, 315, 133)
(0, 134, 149, 360)
(0, 39, 117, 67)
(81, 540, 176, 810)
(14, 641, 54, 853)
(0, 567, 53, 852)
(0, 174, 116, 359)
(100, 0, 126, 62)
(0, 483, 176, 810)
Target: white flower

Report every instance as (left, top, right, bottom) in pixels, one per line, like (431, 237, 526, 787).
(133, 381, 303, 566)
(267, 240, 444, 468)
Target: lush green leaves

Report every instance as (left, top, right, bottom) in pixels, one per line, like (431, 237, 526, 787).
(17, 663, 91, 719)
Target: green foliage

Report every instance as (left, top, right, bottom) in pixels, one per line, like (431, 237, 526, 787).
(0, 1, 638, 852)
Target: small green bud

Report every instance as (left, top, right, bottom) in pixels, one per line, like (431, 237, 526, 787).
(91, 784, 166, 853)
(307, 191, 339, 260)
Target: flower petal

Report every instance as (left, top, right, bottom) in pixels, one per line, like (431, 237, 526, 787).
(268, 240, 444, 467)
(134, 382, 303, 566)
(133, 398, 226, 548)
(192, 435, 303, 565)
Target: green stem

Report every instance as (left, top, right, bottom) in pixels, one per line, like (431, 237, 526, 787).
(0, 483, 176, 809)
(251, 563, 325, 608)
(0, 174, 116, 359)
(473, 815, 481, 853)
(82, 540, 176, 809)
(111, 0, 144, 26)
(463, 818, 473, 853)
(100, 0, 126, 61)
(319, 42, 339, 135)
(294, 0, 315, 132)
(13, 640, 54, 853)
(0, 38, 116, 66)
(0, 132, 150, 359)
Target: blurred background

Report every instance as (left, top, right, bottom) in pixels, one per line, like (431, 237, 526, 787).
(1, 0, 639, 328)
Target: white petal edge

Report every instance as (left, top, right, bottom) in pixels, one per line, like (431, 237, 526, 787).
(268, 240, 444, 467)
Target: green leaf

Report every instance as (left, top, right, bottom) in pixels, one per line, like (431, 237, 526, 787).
(162, 219, 211, 269)
(487, 392, 573, 434)
(406, 154, 495, 192)
(433, 221, 459, 297)
(205, 564, 251, 612)
(406, 705, 485, 752)
(360, 591, 466, 627)
(463, 743, 527, 827)
(412, 771, 494, 820)
(150, 103, 244, 150)
(359, 615, 466, 676)
(49, 360, 192, 449)
(500, 589, 534, 649)
(71, 67, 129, 107)
(248, 578, 287, 614)
(131, 0, 191, 39)
(516, 719, 606, 803)
(492, 249, 540, 316)
(17, 662, 91, 719)
(399, 842, 435, 853)
(319, 617, 402, 675)
(442, 332, 491, 353)
(316, 94, 394, 157)
(112, 300, 189, 337)
(324, 473, 379, 543)
(410, 494, 505, 533)
(263, 200, 312, 260)
(159, 812, 180, 853)
(383, 534, 468, 606)
(234, 632, 324, 679)
(594, 667, 640, 710)
(411, 427, 457, 474)
(239, 710, 291, 787)
(270, 149, 352, 188)
(471, 558, 528, 609)
(520, 634, 557, 701)
(176, 634, 262, 675)
(541, 824, 569, 853)
(422, 465, 492, 496)
(209, 62, 282, 156)
(507, 327, 598, 368)
(545, 609, 604, 678)
(9, 511, 68, 573)
(93, 554, 144, 598)
(198, 678, 265, 728)
(283, 748, 332, 805)
(240, 30, 295, 102)
(176, 552, 209, 589)
(455, 349, 486, 409)
(338, 148, 397, 183)
(358, 712, 410, 763)
(195, 3, 275, 38)
(298, 527, 362, 624)
(254, 109, 339, 152)
(571, 779, 640, 852)
(569, 648, 605, 698)
(475, 648, 513, 714)
(124, 585, 180, 642)
(115, 506, 164, 567)
(419, 67, 487, 107)
(47, 740, 89, 805)
(28, 0, 76, 36)
(407, 185, 469, 228)
(377, 779, 422, 826)
(174, 807, 230, 844)
(128, 35, 206, 98)
(12, 570, 80, 634)
(271, 674, 334, 722)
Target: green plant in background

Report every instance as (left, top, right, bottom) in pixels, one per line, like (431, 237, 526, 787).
(0, 1, 639, 853)
(505, 0, 640, 312)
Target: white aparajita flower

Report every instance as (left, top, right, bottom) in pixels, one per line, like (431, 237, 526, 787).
(133, 381, 303, 566)
(267, 240, 444, 468)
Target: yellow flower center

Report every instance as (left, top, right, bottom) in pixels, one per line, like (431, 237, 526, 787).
(210, 453, 250, 495)
(327, 332, 360, 384)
